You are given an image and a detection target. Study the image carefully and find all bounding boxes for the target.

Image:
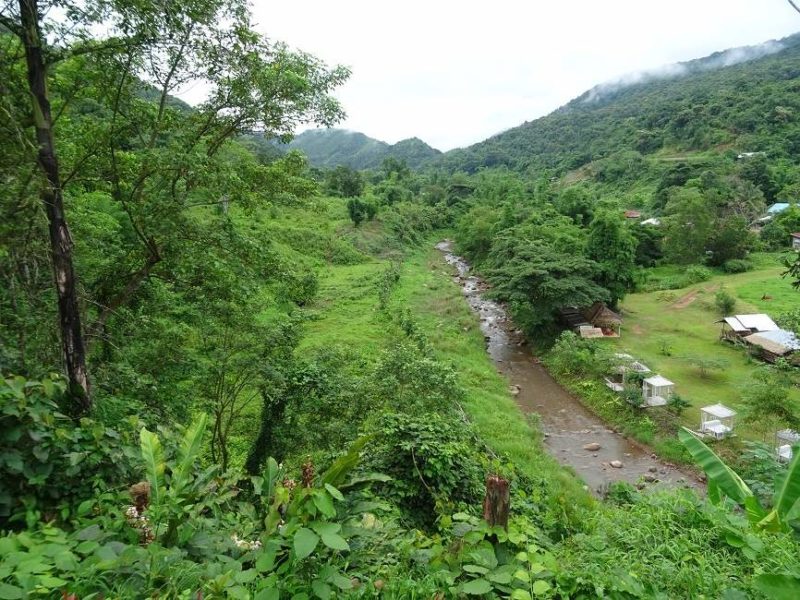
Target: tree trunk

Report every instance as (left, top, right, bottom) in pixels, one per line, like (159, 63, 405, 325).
(482, 474, 510, 530)
(19, 0, 90, 414)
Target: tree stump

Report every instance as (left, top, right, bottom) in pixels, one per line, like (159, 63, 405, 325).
(482, 474, 510, 530)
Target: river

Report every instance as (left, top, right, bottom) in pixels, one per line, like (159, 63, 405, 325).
(436, 240, 701, 494)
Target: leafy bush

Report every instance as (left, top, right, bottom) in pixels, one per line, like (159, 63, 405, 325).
(683, 265, 713, 284)
(723, 258, 753, 273)
(714, 288, 736, 315)
(362, 413, 484, 526)
(0, 375, 139, 528)
(547, 331, 613, 378)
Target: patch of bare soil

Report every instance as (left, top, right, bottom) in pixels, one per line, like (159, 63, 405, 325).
(671, 290, 699, 309)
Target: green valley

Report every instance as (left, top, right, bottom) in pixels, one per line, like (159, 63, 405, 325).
(3, 1, 800, 598)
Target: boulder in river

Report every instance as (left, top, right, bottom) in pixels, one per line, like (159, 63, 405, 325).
(583, 442, 601, 452)
(610, 460, 624, 469)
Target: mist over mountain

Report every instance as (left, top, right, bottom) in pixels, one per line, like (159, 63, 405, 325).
(435, 31, 800, 174)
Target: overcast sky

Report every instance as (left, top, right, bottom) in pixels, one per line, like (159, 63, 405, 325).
(244, 1, 798, 151)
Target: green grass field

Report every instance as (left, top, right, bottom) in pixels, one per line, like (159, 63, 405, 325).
(614, 255, 800, 441)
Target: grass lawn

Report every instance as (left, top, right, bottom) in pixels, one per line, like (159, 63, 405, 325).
(615, 256, 800, 441)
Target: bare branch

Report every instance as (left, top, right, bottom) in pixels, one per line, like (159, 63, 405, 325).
(789, 0, 800, 15)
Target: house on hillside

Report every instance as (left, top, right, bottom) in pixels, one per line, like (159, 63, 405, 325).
(792, 232, 800, 250)
(718, 314, 779, 343)
(640, 217, 661, 226)
(624, 210, 641, 220)
(737, 151, 766, 159)
(743, 329, 800, 365)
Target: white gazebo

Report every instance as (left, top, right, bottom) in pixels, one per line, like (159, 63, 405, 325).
(775, 429, 800, 463)
(641, 375, 674, 407)
(700, 404, 736, 439)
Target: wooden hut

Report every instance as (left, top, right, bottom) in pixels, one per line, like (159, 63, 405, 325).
(743, 329, 800, 365)
(582, 302, 622, 338)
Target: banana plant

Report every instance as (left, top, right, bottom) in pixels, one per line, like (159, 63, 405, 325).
(678, 427, 800, 531)
(139, 413, 212, 545)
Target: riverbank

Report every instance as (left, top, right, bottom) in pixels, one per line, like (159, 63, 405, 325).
(435, 240, 702, 491)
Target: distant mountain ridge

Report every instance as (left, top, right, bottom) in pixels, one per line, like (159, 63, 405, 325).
(285, 129, 441, 169)
(437, 31, 800, 174)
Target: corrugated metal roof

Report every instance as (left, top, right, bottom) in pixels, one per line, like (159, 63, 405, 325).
(722, 314, 779, 333)
(768, 203, 790, 214)
(745, 329, 800, 355)
(702, 404, 737, 418)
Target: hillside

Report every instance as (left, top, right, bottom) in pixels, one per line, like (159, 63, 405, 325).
(438, 32, 800, 174)
(286, 128, 441, 169)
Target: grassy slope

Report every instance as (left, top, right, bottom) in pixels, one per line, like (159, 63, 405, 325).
(614, 255, 800, 440)
(297, 204, 586, 500)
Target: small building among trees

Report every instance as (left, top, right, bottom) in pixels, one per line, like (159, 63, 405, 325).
(792, 232, 800, 250)
(561, 302, 623, 338)
(775, 429, 800, 463)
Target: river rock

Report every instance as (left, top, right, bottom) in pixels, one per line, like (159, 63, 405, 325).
(583, 442, 601, 451)
(643, 474, 658, 483)
(610, 460, 624, 468)
(648, 466, 658, 473)
(509, 385, 521, 396)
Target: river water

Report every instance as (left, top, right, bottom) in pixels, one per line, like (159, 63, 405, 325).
(436, 240, 701, 494)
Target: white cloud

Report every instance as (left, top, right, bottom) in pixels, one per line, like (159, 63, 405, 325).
(237, 1, 798, 151)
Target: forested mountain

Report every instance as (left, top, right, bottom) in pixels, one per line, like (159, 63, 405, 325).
(285, 128, 441, 169)
(438, 32, 800, 174)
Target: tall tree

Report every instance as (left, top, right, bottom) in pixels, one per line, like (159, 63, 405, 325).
(0, 0, 348, 414)
(586, 210, 636, 307)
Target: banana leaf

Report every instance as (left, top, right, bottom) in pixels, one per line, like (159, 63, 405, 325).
(678, 428, 754, 505)
(140, 428, 165, 509)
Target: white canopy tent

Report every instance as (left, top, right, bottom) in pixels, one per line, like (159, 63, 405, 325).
(641, 375, 673, 407)
(701, 404, 736, 439)
(775, 429, 800, 463)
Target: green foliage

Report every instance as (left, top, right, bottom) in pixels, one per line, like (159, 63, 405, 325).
(0, 375, 138, 527)
(547, 332, 614, 379)
(484, 234, 609, 332)
(722, 258, 753, 273)
(346, 196, 377, 226)
(586, 210, 637, 305)
(362, 413, 484, 525)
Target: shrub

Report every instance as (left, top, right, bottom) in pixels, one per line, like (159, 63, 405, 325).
(0, 375, 139, 528)
(683, 265, 713, 284)
(722, 259, 753, 273)
(714, 288, 736, 316)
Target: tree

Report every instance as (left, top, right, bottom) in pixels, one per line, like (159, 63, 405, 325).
(714, 288, 736, 316)
(325, 165, 364, 198)
(662, 187, 714, 264)
(0, 0, 348, 414)
(586, 210, 637, 306)
(741, 370, 800, 442)
(706, 216, 753, 266)
(485, 234, 609, 331)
